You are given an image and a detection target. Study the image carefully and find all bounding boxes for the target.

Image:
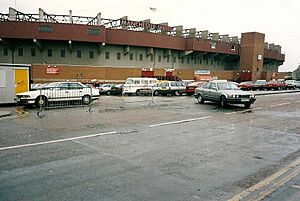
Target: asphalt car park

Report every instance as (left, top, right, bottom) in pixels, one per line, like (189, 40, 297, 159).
(0, 92, 300, 201)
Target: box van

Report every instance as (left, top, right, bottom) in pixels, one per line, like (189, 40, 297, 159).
(123, 77, 158, 95)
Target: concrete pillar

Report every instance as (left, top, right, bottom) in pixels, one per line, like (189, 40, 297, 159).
(160, 22, 168, 34)
(143, 19, 150, 32)
(221, 35, 229, 43)
(264, 42, 269, 49)
(39, 8, 45, 22)
(175, 26, 183, 36)
(96, 12, 101, 25)
(201, 30, 209, 39)
(212, 33, 219, 42)
(69, 10, 73, 24)
(269, 43, 275, 51)
(121, 16, 128, 29)
(188, 28, 196, 37)
(9, 7, 16, 21)
(230, 36, 239, 44)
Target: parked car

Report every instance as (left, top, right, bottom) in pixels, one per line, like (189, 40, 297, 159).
(285, 80, 300, 89)
(110, 84, 124, 96)
(98, 84, 116, 95)
(156, 81, 186, 96)
(184, 81, 206, 96)
(265, 80, 293, 90)
(238, 81, 254, 91)
(138, 83, 160, 96)
(194, 80, 256, 108)
(252, 80, 267, 90)
(16, 82, 100, 107)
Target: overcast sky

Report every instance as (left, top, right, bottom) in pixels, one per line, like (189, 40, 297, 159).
(1, 0, 299, 71)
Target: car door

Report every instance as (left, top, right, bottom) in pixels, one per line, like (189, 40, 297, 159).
(55, 83, 69, 101)
(68, 83, 84, 101)
(201, 82, 211, 100)
(209, 82, 220, 101)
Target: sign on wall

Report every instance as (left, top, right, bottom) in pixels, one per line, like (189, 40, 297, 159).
(46, 67, 60, 74)
(194, 70, 210, 75)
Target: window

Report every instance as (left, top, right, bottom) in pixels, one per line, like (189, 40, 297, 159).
(187, 58, 190, 64)
(31, 49, 36, 57)
(47, 49, 52, 57)
(139, 54, 143, 61)
(134, 80, 140, 84)
(206, 59, 209, 65)
(173, 57, 176, 63)
(105, 52, 109, 59)
(61, 49, 65, 58)
(117, 52, 121, 60)
(181, 58, 184, 63)
(129, 53, 133, 60)
(77, 50, 81, 58)
(210, 83, 217, 90)
(151, 55, 153, 62)
(217, 61, 219, 65)
(211, 59, 213, 65)
(87, 29, 100, 35)
(39, 26, 52, 32)
(68, 83, 83, 90)
(18, 48, 23, 56)
(158, 55, 162, 62)
(194, 58, 197, 64)
(171, 82, 176, 87)
(211, 42, 216, 49)
(199, 58, 202, 64)
(3, 48, 8, 56)
(167, 57, 169, 63)
(89, 51, 94, 59)
(202, 83, 211, 89)
(230, 45, 235, 51)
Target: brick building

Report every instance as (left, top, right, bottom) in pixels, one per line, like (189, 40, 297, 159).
(0, 8, 285, 83)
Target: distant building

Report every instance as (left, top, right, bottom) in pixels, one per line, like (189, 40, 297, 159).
(292, 65, 300, 80)
(0, 7, 285, 83)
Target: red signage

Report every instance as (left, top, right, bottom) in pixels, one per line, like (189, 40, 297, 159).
(46, 67, 59, 74)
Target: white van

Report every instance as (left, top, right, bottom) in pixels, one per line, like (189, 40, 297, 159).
(123, 77, 158, 95)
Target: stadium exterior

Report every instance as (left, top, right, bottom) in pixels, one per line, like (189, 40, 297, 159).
(0, 8, 285, 84)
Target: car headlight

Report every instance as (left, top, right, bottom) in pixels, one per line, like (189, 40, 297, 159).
(250, 94, 255, 98)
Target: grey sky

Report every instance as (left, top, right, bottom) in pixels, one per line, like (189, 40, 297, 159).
(1, 0, 299, 71)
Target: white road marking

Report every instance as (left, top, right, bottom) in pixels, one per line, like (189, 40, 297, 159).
(0, 131, 117, 151)
(291, 184, 300, 190)
(226, 112, 237, 115)
(149, 116, 212, 128)
(296, 100, 300, 103)
(270, 102, 291, 107)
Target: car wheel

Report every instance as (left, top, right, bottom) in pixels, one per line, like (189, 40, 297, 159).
(82, 95, 91, 105)
(174, 91, 180, 96)
(197, 94, 205, 104)
(244, 103, 251, 109)
(35, 96, 48, 108)
(154, 90, 159, 96)
(136, 90, 141, 96)
(220, 96, 227, 108)
(106, 90, 111, 95)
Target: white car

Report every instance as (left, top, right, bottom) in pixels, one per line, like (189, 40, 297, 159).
(98, 84, 116, 95)
(16, 82, 100, 107)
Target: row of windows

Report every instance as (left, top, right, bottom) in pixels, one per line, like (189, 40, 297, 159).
(1, 48, 224, 65)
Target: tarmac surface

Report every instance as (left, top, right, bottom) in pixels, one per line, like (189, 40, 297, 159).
(0, 92, 300, 201)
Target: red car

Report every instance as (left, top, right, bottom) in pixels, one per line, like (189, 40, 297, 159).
(184, 81, 206, 96)
(238, 82, 254, 91)
(265, 81, 292, 90)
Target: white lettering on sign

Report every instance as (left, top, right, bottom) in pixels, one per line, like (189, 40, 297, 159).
(46, 67, 59, 74)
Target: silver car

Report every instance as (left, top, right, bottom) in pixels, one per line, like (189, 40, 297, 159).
(194, 81, 256, 108)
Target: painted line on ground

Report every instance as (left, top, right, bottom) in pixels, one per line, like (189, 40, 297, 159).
(225, 111, 238, 115)
(296, 100, 300, 103)
(227, 157, 300, 201)
(291, 184, 300, 190)
(0, 131, 117, 151)
(149, 116, 212, 128)
(226, 107, 262, 115)
(270, 102, 291, 108)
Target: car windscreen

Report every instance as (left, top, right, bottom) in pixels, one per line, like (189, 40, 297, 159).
(217, 82, 239, 90)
